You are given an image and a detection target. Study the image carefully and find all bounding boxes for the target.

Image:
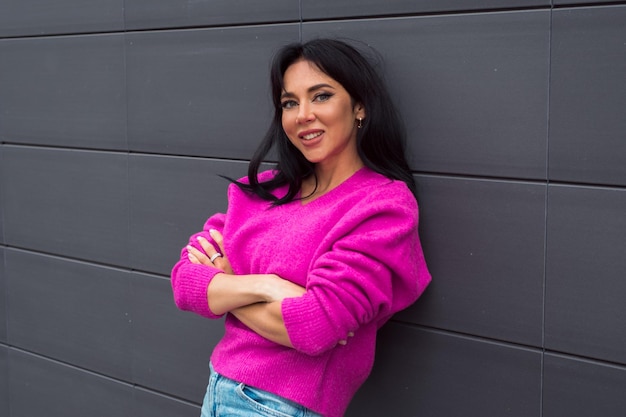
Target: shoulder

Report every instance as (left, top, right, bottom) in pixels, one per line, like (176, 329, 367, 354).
(343, 168, 418, 213)
(325, 168, 419, 235)
(228, 169, 285, 203)
(234, 169, 277, 185)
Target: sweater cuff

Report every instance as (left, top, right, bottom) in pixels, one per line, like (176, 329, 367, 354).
(282, 295, 339, 356)
(172, 263, 224, 319)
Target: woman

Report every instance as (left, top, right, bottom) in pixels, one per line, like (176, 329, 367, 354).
(171, 38, 431, 417)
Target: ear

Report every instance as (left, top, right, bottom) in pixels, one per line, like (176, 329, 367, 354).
(354, 102, 366, 120)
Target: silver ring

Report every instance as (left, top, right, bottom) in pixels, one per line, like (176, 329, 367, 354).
(210, 253, 222, 263)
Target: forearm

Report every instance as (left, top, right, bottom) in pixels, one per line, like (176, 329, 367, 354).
(207, 273, 272, 315)
(231, 302, 293, 348)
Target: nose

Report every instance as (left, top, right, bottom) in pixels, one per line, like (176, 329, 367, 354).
(296, 103, 315, 125)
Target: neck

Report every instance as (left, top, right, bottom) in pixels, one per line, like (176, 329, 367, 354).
(302, 158, 364, 201)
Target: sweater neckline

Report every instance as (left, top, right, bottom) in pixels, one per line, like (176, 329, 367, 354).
(297, 166, 370, 207)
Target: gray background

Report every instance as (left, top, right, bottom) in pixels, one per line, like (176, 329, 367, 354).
(1, 1, 625, 416)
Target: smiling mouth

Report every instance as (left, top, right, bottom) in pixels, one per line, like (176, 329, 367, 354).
(300, 131, 323, 141)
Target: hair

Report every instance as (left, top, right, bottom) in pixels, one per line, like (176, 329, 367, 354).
(233, 38, 416, 205)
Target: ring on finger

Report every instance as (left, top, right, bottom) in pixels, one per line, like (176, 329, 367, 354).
(210, 253, 223, 263)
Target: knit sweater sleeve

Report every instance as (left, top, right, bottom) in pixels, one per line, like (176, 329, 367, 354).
(281, 187, 431, 356)
(170, 213, 227, 319)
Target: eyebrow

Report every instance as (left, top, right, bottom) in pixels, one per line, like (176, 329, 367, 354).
(280, 83, 336, 99)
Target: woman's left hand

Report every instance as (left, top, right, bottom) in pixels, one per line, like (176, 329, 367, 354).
(187, 229, 234, 275)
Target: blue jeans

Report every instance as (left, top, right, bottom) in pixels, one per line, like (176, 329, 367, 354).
(200, 364, 323, 417)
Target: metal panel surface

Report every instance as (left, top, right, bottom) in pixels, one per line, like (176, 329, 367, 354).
(397, 175, 546, 346)
(2, 146, 130, 266)
(126, 25, 299, 158)
(554, 0, 623, 4)
(0, 346, 7, 417)
(0, 34, 127, 150)
(0, 146, 4, 244)
(129, 155, 248, 275)
(303, 11, 550, 179)
(0, 0, 124, 37)
(6, 249, 133, 380)
(125, 0, 299, 30)
(132, 272, 223, 403)
(346, 324, 542, 416)
(303, 0, 549, 19)
(0, 248, 5, 343)
(549, 6, 626, 186)
(543, 354, 626, 417)
(133, 387, 200, 417)
(9, 349, 134, 417)
(545, 185, 626, 364)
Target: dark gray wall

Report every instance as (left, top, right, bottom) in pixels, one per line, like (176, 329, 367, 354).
(1, 1, 625, 416)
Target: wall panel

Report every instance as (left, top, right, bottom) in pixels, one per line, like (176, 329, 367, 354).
(133, 387, 199, 417)
(9, 349, 134, 417)
(0, 248, 5, 343)
(0, 146, 4, 244)
(125, 0, 299, 30)
(543, 354, 626, 417)
(132, 272, 223, 403)
(549, 6, 626, 186)
(545, 185, 626, 364)
(302, 0, 549, 19)
(398, 175, 545, 345)
(347, 324, 542, 417)
(554, 0, 623, 5)
(0, 346, 8, 417)
(0, 35, 127, 150)
(2, 147, 129, 266)
(126, 25, 299, 159)
(5, 249, 133, 381)
(129, 155, 248, 275)
(303, 11, 550, 179)
(1, 2, 624, 416)
(0, 0, 124, 37)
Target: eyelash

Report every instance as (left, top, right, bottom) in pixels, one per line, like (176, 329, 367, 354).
(314, 93, 333, 102)
(280, 92, 333, 109)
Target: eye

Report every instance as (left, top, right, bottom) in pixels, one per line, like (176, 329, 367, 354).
(314, 93, 333, 102)
(281, 100, 298, 109)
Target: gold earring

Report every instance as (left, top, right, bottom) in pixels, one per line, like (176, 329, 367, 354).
(357, 117, 363, 129)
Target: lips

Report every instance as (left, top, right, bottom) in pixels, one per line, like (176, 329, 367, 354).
(298, 130, 324, 141)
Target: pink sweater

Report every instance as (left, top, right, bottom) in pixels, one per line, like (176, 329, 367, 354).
(171, 167, 431, 417)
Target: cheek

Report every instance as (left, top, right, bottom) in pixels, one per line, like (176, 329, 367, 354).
(281, 114, 294, 135)
(281, 117, 299, 147)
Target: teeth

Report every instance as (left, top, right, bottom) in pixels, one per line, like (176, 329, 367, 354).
(302, 132, 323, 140)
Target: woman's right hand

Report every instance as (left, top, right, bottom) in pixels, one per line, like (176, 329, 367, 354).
(187, 229, 233, 275)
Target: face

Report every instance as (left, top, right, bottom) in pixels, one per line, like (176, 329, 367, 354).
(280, 59, 365, 171)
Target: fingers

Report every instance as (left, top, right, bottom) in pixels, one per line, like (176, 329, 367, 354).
(188, 251, 200, 264)
(206, 230, 234, 274)
(186, 244, 211, 265)
(338, 331, 355, 346)
(187, 236, 218, 266)
(196, 235, 218, 258)
(209, 229, 225, 254)
(186, 232, 233, 274)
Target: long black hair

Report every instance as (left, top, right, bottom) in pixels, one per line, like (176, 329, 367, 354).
(235, 38, 416, 204)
